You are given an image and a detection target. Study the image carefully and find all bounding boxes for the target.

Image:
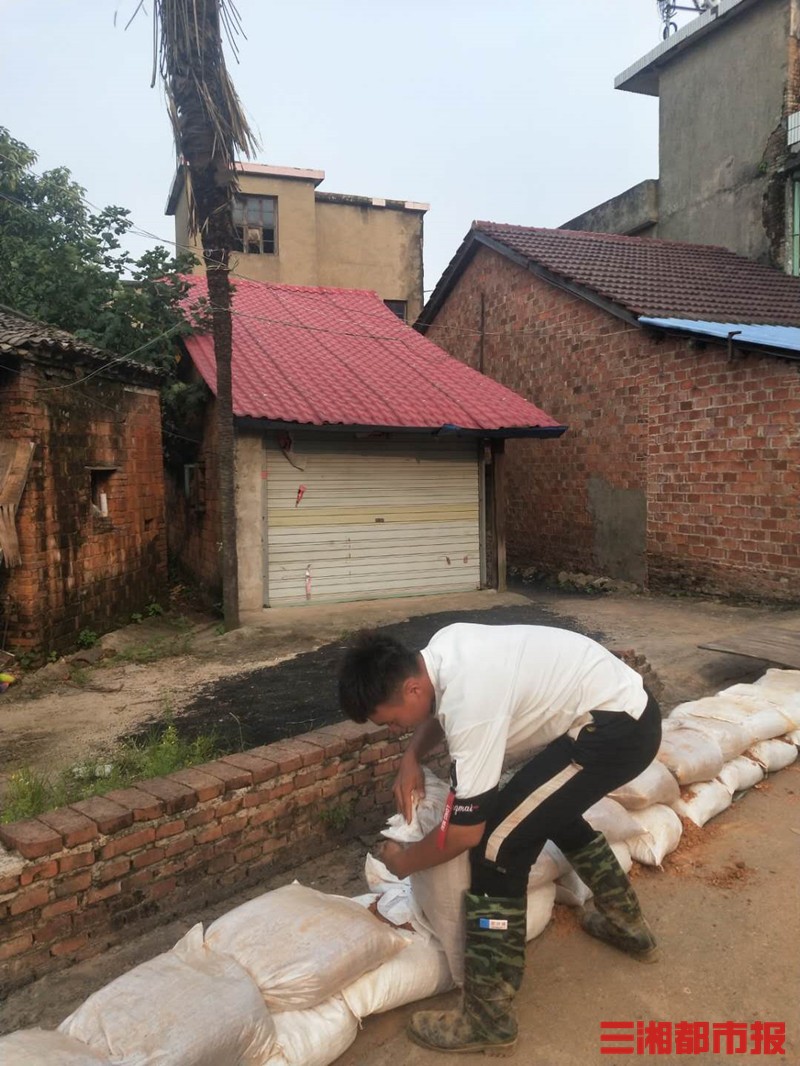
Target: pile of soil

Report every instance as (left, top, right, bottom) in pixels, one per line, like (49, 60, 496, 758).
(133, 602, 602, 751)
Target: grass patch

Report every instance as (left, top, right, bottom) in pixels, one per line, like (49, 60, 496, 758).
(1, 723, 217, 824)
(113, 632, 194, 665)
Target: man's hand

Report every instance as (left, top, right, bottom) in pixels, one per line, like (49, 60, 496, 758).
(393, 752, 426, 824)
(377, 840, 407, 878)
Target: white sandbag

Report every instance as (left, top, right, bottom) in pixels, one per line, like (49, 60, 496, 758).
(672, 780, 732, 828)
(381, 769, 451, 844)
(527, 840, 569, 891)
(609, 760, 680, 810)
(554, 866, 593, 908)
(669, 715, 749, 761)
(342, 932, 454, 1020)
(400, 773, 471, 987)
(724, 678, 800, 729)
(657, 724, 725, 784)
(627, 804, 683, 866)
(717, 756, 765, 795)
(584, 797, 645, 843)
(526, 882, 557, 939)
(59, 924, 275, 1066)
(266, 995, 358, 1066)
(364, 852, 397, 894)
(0, 1029, 110, 1065)
(672, 695, 794, 745)
(785, 729, 800, 748)
(611, 840, 633, 875)
(746, 738, 798, 773)
(205, 884, 408, 1012)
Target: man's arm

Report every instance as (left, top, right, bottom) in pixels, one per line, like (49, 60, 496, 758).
(381, 821, 484, 879)
(394, 716, 445, 823)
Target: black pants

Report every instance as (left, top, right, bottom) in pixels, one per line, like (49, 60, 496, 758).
(470, 692, 662, 897)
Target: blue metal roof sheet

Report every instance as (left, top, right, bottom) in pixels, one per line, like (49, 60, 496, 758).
(638, 318, 800, 355)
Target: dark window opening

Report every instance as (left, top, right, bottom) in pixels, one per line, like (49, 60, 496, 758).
(233, 196, 277, 255)
(384, 300, 408, 323)
(184, 462, 207, 513)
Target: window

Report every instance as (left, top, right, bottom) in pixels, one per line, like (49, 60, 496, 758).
(232, 196, 276, 255)
(183, 462, 206, 513)
(384, 299, 407, 323)
(88, 467, 115, 521)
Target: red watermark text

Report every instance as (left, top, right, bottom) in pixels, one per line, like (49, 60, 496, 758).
(600, 1021, 786, 1056)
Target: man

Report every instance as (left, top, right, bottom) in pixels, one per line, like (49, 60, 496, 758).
(338, 622, 662, 1056)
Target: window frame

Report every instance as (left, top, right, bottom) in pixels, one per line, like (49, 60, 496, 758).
(232, 195, 277, 256)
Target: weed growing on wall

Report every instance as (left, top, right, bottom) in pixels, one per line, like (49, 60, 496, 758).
(0, 724, 218, 823)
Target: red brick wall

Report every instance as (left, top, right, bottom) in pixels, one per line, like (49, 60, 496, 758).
(0, 722, 445, 995)
(0, 357, 168, 652)
(425, 246, 800, 599)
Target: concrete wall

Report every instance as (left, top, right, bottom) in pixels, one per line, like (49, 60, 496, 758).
(0, 357, 168, 653)
(424, 245, 800, 600)
(657, 0, 789, 262)
(173, 172, 425, 316)
(561, 179, 660, 238)
(0, 722, 447, 996)
(315, 197, 425, 321)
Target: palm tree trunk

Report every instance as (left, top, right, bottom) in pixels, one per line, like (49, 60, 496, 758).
(154, 0, 257, 630)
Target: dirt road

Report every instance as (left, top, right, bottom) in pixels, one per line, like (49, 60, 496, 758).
(1, 585, 798, 1058)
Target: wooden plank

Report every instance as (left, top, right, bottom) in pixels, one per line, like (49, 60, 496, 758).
(699, 626, 800, 669)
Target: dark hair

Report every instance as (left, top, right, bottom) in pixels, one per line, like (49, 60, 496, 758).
(338, 629, 419, 723)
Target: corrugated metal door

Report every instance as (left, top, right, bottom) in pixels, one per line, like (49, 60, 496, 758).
(264, 434, 481, 606)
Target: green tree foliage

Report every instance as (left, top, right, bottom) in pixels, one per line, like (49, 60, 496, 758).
(0, 126, 206, 368)
(0, 126, 210, 456)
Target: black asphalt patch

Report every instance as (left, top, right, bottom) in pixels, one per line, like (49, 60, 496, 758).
(142, 602, 605, 750)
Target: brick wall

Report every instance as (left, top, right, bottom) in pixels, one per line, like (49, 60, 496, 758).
(0, 356, 168, 652)
(0, 721, 440, 996)
(425, 245, 800, 599)
(165, 400, 222, 600)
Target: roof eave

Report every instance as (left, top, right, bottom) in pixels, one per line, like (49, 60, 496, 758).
(233, 415, 567, 440)
(615, 0, 758, 97)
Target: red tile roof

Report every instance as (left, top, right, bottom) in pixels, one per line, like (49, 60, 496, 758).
(180, 277, 564, 435)
(454, 223, 800, 327)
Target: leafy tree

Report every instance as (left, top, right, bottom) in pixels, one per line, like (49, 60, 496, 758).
(0, 125, 201, 374)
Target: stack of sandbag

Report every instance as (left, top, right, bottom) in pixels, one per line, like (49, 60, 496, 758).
(602, 669, 799, 863)
(2, 886, 412, 1066)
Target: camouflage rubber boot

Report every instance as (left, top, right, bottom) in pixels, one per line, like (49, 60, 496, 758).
(564, 831, 659, 962)
(407, 892, 527, 1056)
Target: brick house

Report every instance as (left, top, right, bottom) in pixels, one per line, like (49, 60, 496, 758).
(168, 276, 563, 618)
(416, 223, 800, 601)
(0, 310, 168, 655)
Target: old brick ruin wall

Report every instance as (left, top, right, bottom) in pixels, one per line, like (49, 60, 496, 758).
(0, 355, 167, 653)
(0, 722, 445, 996)
(424, 245, 800, 601)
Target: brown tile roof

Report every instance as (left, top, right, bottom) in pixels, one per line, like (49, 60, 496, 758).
(467, 224, 800, 327)
(0, 306, 161, 378)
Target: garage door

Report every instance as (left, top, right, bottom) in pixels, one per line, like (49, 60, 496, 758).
(264, 434, 481, 606)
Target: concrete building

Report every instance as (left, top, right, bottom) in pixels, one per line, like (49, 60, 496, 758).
(418, 222, 800, 601)
(0, 310, 167, 654)
(166, 162, 428, 323)
(563, 0, 800, 273)
(167, 276, 564, 618)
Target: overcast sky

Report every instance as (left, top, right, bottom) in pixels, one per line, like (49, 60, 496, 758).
(1, 1, 696, 292)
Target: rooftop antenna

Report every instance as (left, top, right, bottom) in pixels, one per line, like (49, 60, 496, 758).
(657, 1, 717, 40)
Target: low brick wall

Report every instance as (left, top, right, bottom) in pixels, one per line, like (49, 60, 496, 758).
(0, 720, 430, 996)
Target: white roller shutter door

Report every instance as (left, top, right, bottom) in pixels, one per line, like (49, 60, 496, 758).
(264, 434, 481, 606)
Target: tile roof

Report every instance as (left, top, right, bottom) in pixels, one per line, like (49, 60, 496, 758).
(180, 277, 564, 435)
(461, 224, 800, 327)
(0, 306, 162, 378)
